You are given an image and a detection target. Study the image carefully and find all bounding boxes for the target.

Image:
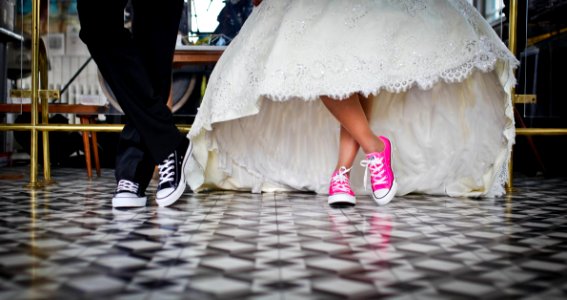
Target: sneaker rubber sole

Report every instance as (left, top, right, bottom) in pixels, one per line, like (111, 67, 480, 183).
(372, 180, 397, 206)
(155, 140, 193, 207)
(328, 193, 356, 206)
(112, 193, 147, 208)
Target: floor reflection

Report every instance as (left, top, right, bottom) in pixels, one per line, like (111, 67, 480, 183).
(0, 167, 565, 299)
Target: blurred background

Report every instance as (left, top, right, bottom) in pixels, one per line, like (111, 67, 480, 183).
(0, 0, 565, 179)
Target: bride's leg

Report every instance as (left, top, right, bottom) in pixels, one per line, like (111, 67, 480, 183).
(335, 94, 374, 169)
(321, 94, 384, 155)
(324, 93, 396, 206)
(336, 126, 358, 169)
(324, 93, 397, 206)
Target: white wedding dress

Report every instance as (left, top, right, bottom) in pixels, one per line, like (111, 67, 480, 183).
(185, 0, 518, 197)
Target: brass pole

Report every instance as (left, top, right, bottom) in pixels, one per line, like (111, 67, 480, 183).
(509, 0, 518, 56)
(507, 0, 518, 192)
(39, 40, 54, 184)
(28, 0, 41, 189)
(0, 123, 192, 132)
(516, 128, 567, 135)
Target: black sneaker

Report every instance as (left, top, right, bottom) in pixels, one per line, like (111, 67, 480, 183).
(112, 179, 147, 207)
(155, 137, 192, 207)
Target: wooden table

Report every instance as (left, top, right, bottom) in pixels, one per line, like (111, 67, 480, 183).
(168, 45, 225, 108)
(173, 45, 226, 67)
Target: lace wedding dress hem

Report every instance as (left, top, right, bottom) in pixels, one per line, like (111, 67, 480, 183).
(185, 0, 519, 198)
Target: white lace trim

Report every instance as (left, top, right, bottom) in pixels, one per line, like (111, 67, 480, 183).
(488, 60, 517, 197)
(262, 40, 517, 102)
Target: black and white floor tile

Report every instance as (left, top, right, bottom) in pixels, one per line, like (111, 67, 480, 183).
(0, 167, 566, 299)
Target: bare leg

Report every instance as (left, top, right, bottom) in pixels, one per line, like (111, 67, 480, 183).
(322, 94, 384, 165)
(334, 94, 374, 169)
(325, 94, 397, 206)
(335, 126, 358, 170)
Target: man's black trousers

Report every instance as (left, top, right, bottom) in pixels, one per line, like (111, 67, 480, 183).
(77, 0, 185, 192)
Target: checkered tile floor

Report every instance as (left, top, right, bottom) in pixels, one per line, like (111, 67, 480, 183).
(0, 167, 566, 299)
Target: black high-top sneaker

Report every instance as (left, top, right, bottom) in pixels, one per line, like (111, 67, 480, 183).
(112, 179, 147, 207)
(156, 137, 192, 207)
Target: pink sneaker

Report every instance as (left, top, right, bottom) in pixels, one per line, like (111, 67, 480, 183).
(360, 136, 397, 206)
(328, 166, 356, 205)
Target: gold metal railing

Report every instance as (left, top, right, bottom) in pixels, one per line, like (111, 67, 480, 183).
(516, 128, 567, 136)
(0, 124, 191, 132)
(507, 0, 518, 192)
(0, 0, 60, 187)
(506, 0, 567, 191)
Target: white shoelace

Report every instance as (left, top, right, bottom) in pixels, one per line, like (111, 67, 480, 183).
(158, 153, 175, 185)
(360, 156, 386, 190)
(331, 166, 352, 193)
(117, 179, 139, 193)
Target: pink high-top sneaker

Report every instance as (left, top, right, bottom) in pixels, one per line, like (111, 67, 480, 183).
(328, 166, 356, 205)
(360, 136, 397, 206)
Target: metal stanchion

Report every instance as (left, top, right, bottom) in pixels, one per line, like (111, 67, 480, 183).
(506, 0, 518, 192)
(26, 0, 42, 188)
(39, 40, 54, 184)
